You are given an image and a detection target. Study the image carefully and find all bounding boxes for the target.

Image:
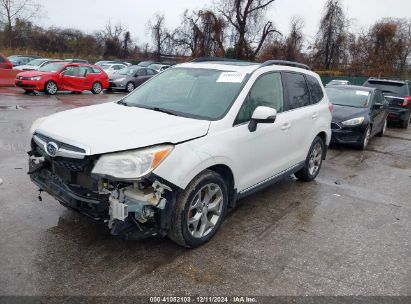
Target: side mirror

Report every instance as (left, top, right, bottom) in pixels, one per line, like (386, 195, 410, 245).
(248, 106, 277, 132)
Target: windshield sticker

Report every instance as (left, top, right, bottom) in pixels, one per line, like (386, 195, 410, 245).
(217, 72, 246, 83)
(356, 91, 369, 96)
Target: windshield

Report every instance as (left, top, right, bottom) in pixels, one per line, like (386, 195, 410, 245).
(326, 87, 370, 108)
(39, 63, 65, 72)
(122, 68, 247, 120)
(118, 67, 139, 76)
(100, 64, 111, 70)
(27, 59, 46, 66)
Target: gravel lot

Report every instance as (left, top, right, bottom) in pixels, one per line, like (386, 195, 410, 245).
(0, 88, 410, 296)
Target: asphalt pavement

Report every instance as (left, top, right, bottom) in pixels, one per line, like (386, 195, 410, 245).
(0, 88, 410, 296)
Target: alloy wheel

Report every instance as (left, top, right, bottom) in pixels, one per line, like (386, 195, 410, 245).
(363, 127, 371, 149)
(187, 183, 224, 239)
(126, 82, 135, 93)
(93, 82, 102, 94)
(46, 82, 57, 94)
(308, 142, 322, 176)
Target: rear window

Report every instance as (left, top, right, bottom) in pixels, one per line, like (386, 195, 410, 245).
(306, 75, 324, 104)
(364, 80, 408, 96)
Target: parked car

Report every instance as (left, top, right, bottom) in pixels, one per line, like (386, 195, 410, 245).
(95, 60, 131, 67)
(148, 63, 170, 72)
(8, 55, 40, 67)
(99, 63, 128, 77)
(28, 59, 332, 247)
(64, 58, 89, 64)
(0, 53, 13, 69)
(363, 78, 411, 128)
(326, 85, 389, 150)
(15, 62, 109, 95)
(326, 79, 351, 87)
(137, 60, 158, 67)
(109, 66, 158, 92)
(13, 58, 61, 71)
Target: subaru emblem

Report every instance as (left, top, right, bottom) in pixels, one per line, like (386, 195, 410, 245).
(46, 142, 59, 157)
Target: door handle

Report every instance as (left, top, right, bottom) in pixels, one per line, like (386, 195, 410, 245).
(281, 123, 291, 131)
(312, 113, 319, 119)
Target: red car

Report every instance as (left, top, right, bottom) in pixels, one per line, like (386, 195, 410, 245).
(0, 53, 13, 69)
(15, 62, 109, 95)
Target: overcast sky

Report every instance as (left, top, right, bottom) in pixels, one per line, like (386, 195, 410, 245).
(38, 0, 411, 44)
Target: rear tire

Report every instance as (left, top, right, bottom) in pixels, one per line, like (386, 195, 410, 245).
(399, 116, 409, 129)
(295, 136, 325, 182)
(91, 82, 102, 94)
(168, 170, 228, 248)
(125, 82, 135, 93)
(44, 81, 58, 95)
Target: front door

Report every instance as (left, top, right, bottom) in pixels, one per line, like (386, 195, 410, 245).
(233, 72, 296, 191)
(60, 66, 88, 91)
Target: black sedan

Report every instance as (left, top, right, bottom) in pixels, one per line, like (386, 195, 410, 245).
(326, 85, 389, 150)
(108, 66, 158, 93)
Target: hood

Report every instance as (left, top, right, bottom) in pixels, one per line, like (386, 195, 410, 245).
(14, 64, 39, 71)
(17, 70, 53, 77)
(332, 105, 368, 123)
(110, 73, 130, 81)
(35, 102, 210, 155)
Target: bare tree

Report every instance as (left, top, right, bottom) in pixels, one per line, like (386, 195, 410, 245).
(173, 9, 226, 57)
(148, 13, 173, 60)
(0, 0, 41, 47)
(312, 0, 347, 70)
(285, 16, 304, 61)
(216, 0, 280, 60)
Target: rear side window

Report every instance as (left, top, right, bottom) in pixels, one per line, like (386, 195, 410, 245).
(364, 80, 408, 97)
(235, 73, 284, 125)
(306, 75, 324, 104)
(283, 72, 310, 110)
(91, 67, 101, 73)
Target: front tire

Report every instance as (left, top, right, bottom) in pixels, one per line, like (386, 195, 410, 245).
(295, 136, 325, 182)
(377, 119, 387, 137)
(357, 126, 371, 150)
(91, 82, 102, 94)
(168, 170, 228, 248)
(44, 81, 58, 95)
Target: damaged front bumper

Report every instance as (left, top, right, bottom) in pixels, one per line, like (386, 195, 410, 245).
(28, 153, 178, 240)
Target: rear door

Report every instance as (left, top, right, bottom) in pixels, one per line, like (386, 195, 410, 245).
(134, 68, 149, 87)
(282, 72, 316, 163)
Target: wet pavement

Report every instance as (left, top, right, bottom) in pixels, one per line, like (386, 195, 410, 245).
(0, 87, 410, 296)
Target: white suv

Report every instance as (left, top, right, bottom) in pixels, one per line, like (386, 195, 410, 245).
(28, 58, 332, 247)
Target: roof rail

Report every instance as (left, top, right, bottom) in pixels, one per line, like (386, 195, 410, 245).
(191, 57, 249, 63)
(260, 60, 311, 71)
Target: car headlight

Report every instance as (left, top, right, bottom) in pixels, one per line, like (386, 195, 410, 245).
(30, 117, 47, 134)
(31, 76, 41, 81)
(114, 78, 126, 82)
(92, 145, 173, 180)
(341, 117, 365, 126)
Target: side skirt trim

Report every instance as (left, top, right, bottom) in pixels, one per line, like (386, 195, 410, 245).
(237, 162, 305, 199)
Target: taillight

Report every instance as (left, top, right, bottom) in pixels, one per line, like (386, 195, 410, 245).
(403, 96, 411, 107)
(328, 103, 333, 112)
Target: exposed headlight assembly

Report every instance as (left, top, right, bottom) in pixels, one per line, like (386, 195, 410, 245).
(341, 117, 365, 126)
(92, 145, 173, 180)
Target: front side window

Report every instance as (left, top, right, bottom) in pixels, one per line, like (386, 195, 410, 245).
(235, 73, 284, 125)
(306, 75, 324, 104)
(283, 72, 310, 110)
(121, 68, 247, 120)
